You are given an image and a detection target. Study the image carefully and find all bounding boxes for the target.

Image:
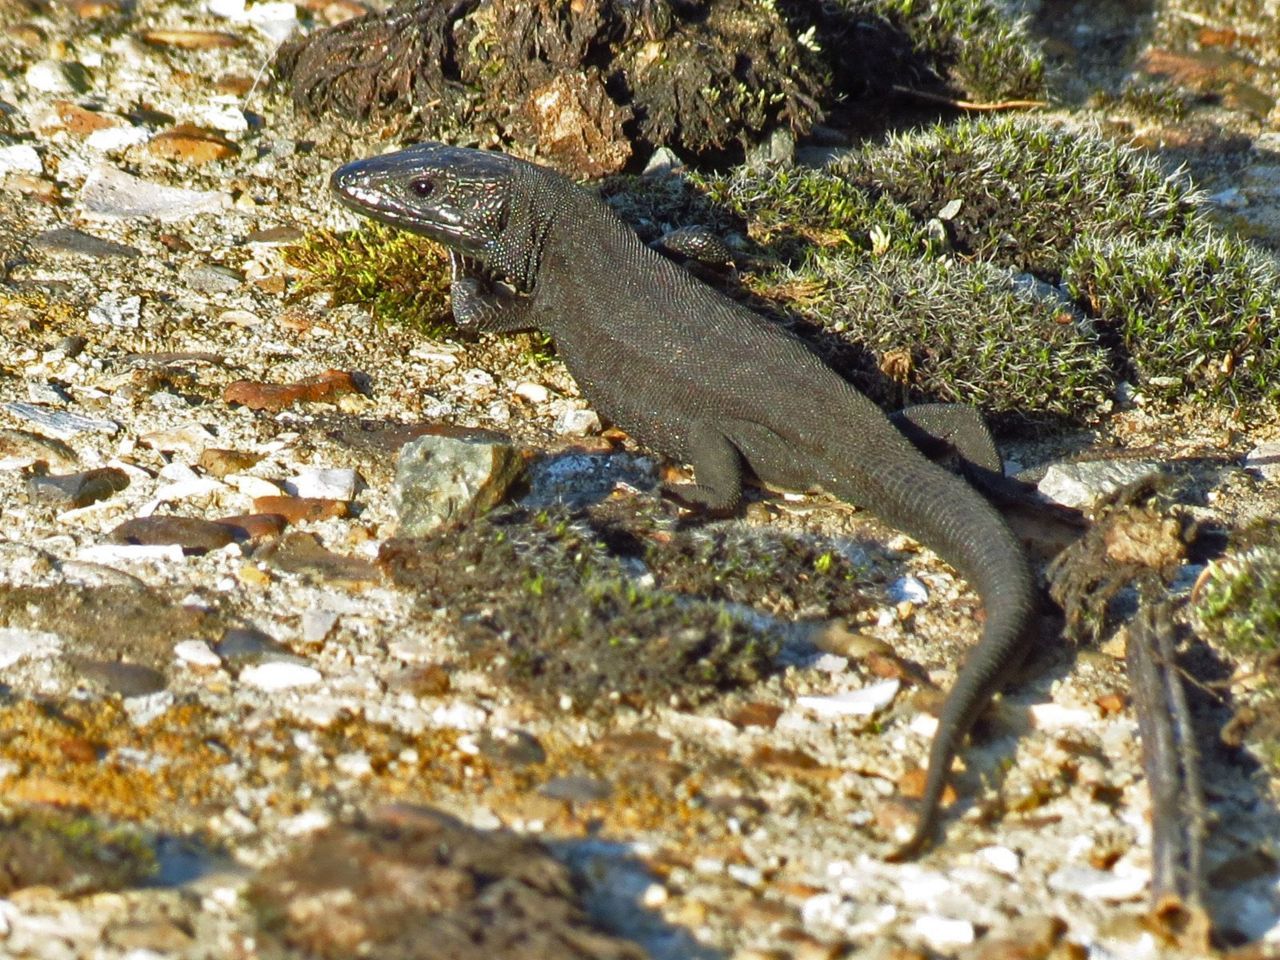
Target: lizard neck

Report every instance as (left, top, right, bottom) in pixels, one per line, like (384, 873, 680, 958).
(488, 164, 560, 294)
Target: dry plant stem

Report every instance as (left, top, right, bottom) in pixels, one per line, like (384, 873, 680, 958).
(889, 84, 1047, 111)
(1126, 600, 1208, 914)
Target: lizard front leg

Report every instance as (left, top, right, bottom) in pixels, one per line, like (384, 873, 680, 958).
(449, 251, 537, 333)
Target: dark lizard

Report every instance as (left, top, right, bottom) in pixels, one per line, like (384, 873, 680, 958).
(330, 143, 1038, 859)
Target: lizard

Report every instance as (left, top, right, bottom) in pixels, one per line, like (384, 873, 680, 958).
(330, 142, 1039, 859)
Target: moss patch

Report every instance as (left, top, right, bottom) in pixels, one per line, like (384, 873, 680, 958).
(284, 223, 452, 335)
(1197, 540, 1280, 660)
(378, 505, 787, 714)
(0, 806, 157, 896)
(1066, 233, 1280, 403)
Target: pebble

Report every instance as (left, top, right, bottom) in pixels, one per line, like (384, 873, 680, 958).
(27, 467, 130, 509)
(888, 576, 929, 604)
(88, 292, 142, 328)
(975, 845, 1021, 877)
(123, 690, 175, 725)
(227, 474, 283, 499)
(556, 407, 602, 436)
(109, 516, 238, 554)
(300, 609, 339, 643)
(1244, 440, 1280, 482)
(239, 661, 321, 690)
(1027, 702, 1096, 730)
(80, 163, 231, 221)
(223, 369, 358, 411)
(0, 428, 77, 469)
(540, 775, 613, 802)
(85, 125, 151, 152)
(252, 495, 347, 523)
(797, 680, 901, 718)
(140, 423, 216, 455)
(513, 381, 549, 403)
(334, 751, 373, 778)
(216, 627, 289, 664)
(285, 466, 359, 501)
(4, 401, 119, 438)
(0, 144, 44, 175)
(0, 627, 63, 669)
(1037, 459, 1165, 508)
(913, 914, 975, 948)
(33, 227, 140, 259)
(391, 433, 525, 536)
(198, 447, 262, 477)
(1046, 862, 1148, 901)
(25, 59, 90, 94)
(70, 657, 167, 697)
(174, 639, 222, 668)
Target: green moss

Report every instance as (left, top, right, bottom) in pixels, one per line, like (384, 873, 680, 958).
(379, 504, 784, 714)
(885, 0, 1047, 101)
(285, 223, 453, 335)
(837, 116, 1204, 277)
(0, 807, 157, 896)
(1065, 233, 1280, 403)
(773, 251, 1110, 420)
(1089, 82, 1191, 122)
(1197, 545, 1280, 658)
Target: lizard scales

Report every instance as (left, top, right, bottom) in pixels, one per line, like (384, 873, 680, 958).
(331, 143, 1038, 858)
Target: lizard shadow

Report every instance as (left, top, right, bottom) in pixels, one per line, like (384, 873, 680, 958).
(552, 837, 727, 960)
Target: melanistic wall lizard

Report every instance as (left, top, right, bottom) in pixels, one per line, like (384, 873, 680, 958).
(331, 143, 1038, 859)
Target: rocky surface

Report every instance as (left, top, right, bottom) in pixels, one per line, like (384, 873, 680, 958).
(1, 1, 1280, 959)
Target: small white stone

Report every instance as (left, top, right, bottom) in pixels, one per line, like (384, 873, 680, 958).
(1245, 441, 1280, 483)
(0, 628, 62, 669)
(25, 60, 84, 94)
(124, 691, 174, 726)
(226, 474, 282, 499)
(913, 914, 975, 948)
(1028, 702, 1096, 730)
(279, 809, 333, 836)
(218, 308, 261, 327)
(430, 701, 488, 730)
(409, 346, 459, 365)
(798, 680, 900, 718)
(889, 576, 929, 604)
(513, 381, 549, 403)
(85, 125, 151, 152)
(334, 751, 373, 778)
(640, 883, 668, 908)
(196, 104, 249, 134)
(556, 407, 601, 436)
(1047, 862, 1148, 901)
(141, 423, 216, 455)
(976, 844, 1020, 876)
(285, 466, 357, 501)
(240, 661, 321, 690)
(141, 477, 226, 514)
(174, 639, 222, 668)
(88, 292, 142, 329)
(301, 609, 339, 643)
(0, 144, 43, 176)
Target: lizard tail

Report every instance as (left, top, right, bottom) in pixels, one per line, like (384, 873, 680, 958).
(832, 446, 1036, 860)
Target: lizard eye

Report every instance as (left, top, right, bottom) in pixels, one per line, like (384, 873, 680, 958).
(410, 177, 435, 198)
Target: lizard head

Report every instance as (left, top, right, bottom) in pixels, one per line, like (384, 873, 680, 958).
(330, 142, 513, 259)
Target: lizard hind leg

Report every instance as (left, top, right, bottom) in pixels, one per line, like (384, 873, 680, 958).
(890, 403, 1003, 474)
(662, 422, 745, 518)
